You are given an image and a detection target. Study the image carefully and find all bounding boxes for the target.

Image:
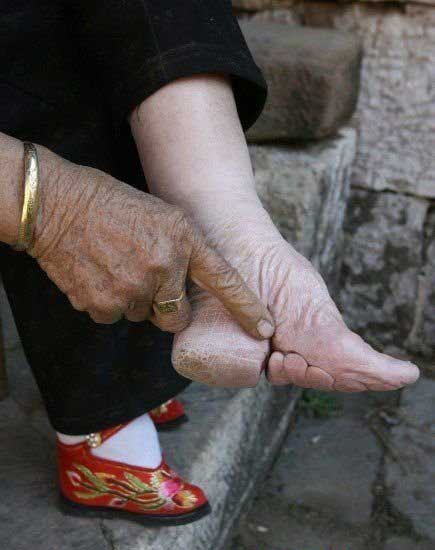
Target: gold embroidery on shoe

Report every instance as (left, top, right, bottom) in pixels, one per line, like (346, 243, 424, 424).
(67, 462, 197, 510)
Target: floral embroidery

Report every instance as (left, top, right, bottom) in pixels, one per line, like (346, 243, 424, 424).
(66, 463, 197, 510)
(66, 470, 82, 487)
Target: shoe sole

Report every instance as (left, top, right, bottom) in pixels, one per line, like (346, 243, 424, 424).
(155, 414, 189, 432)
(59, 493, 211, 526)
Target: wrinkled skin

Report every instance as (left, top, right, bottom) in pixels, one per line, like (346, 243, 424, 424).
(173, 221, 420, 391)
(27, 145, 274, 337)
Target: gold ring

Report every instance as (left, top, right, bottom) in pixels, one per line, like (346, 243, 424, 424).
(155, 290, 185, 314)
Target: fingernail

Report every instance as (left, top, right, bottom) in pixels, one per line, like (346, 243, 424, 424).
(257, 319, 275, 338)
(407, 363, 420, 382)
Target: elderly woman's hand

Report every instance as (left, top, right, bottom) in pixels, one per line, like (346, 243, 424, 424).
(26, 145, 274, 337)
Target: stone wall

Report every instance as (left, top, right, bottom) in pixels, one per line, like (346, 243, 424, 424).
(235, 1, 435, 358)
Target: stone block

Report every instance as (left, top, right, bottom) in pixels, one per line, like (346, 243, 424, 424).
(233, 0, 294, 10)
(233, 0, 435, 9)
(252, 127, 356, 291)
(248, 6, 301, 25)
(385, 378, 435, 542)
(339, 188, 428, 352)
(292, 3, 435, 200)
(239, 20, 362, 141)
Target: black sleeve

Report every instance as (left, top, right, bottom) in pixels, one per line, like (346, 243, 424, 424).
(67, 0, 267, 132)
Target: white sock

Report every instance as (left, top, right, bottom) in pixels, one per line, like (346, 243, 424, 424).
(56, 412, 162, 469)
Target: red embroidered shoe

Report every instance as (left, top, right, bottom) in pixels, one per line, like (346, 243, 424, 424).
(149, 399, 188, 431)
(57, 423, 210, 526)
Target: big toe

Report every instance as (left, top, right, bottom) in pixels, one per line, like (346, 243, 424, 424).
(328, 330, 421, 391)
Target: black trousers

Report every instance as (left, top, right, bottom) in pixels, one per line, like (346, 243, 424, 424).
(0, 244, 190, 434)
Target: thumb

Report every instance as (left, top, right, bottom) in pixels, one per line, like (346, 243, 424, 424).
(189, 234, 275, 340)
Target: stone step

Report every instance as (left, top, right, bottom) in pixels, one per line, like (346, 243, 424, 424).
(239, 19, 362, 141)
(234, 0, 435, 10)
(0, 129, 356, 550)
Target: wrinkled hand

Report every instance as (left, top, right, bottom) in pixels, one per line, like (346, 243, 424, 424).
(28, 146, 274, 337)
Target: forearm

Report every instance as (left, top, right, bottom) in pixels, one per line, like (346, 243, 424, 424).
(0, 133, 25, 245)
(129, 75, 281, 246)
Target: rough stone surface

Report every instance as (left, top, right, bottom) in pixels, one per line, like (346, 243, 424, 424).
(385, 378, 435, 541)
(233, 0, 294, 10)
(339, 188, 428, 353)
(235, 392, 383, 550)
(0, 130, 355, 549)
(385, 537, 435, 550)
(291, 3, 435, 200)
(404, 206, 435, 357)
(232, 375, 435, 550)
(265, 394, 382, 526)
(419, 207, 435, 355)
(247, 6, 301, 25)
(252, 127, 356, 294)
(239, 20, 362, 141)
(234, 0, 435, 10)
(238, 500, 367, 550)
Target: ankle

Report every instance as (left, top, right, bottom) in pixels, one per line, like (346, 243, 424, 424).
(57, 432, 87, 445)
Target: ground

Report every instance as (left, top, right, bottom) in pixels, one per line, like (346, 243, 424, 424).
(230, 362, 435, 550)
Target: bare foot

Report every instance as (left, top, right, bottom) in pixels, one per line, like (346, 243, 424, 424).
(174, 228, 420, 391)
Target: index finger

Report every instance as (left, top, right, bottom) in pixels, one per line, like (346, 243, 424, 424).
(189, 236, 275, 340)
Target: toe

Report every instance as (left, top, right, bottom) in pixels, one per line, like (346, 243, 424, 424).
(365, 354, 420, 391)
(282, 353, 310, 387)
(303, 365, 335, 391)
(330, 330, 421, 391)
(267, 351, 309, 386)
(266, 351, 287, 385)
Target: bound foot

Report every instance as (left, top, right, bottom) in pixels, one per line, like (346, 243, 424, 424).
(174, 222, 420, 392)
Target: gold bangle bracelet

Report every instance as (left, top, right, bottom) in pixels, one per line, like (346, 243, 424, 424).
(14, 142, 40, 252)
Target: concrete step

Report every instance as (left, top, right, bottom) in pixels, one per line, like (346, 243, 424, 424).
(0, 128, 356, 550)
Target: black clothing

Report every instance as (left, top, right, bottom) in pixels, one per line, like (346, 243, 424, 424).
(0, 0, 267, 434)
